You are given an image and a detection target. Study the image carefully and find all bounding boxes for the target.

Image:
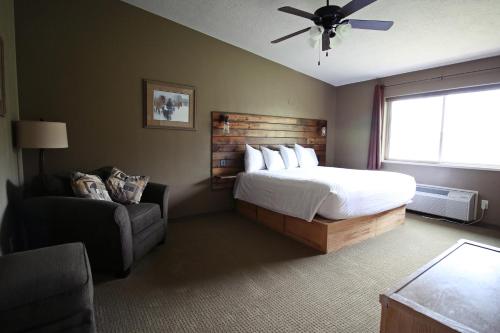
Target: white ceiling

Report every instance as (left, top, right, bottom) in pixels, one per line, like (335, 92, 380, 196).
(122, 0, 500, 86)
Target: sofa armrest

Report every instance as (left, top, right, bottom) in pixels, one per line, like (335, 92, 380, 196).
(21, 196, 133, 273)
(141, 182, 170, 220)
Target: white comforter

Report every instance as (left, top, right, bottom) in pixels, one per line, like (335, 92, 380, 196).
(234, 166, 416, 222)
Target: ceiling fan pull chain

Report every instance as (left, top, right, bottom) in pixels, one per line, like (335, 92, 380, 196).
(318, 41, 321, 66)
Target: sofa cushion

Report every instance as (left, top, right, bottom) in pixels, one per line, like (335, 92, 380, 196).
(0, 243, 95, 332)
(106, 167, 150, 204)
(126, 203, 161, 235)
(133, 220, 165, 261)
(71, 172, 113, 201)
(44, 174, 74, 196)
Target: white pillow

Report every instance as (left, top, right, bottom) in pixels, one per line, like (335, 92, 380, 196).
(279, 145, 299, 169)
(244, 144, 266, 172)
(294, 144, 319, 168)
(261, 147, 285, 171)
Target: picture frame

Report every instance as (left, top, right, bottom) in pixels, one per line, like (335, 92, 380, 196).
(0, 37, 6, 117)
(143, 79, 196, 130)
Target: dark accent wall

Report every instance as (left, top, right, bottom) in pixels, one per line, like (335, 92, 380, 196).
(15, 0, 336, 218)
(0, 0, 22, 254)
(335, 56, 500, 227)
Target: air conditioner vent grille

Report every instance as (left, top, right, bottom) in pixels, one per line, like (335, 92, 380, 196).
(416, 186, 450, 196)
(408, 184, 478, 222)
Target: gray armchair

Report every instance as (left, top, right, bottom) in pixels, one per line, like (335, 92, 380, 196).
(21, 167, 169, 277)
(0, 243, 95, 333)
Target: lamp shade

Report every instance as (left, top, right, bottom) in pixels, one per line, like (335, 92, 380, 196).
(16, 121, 68, 149)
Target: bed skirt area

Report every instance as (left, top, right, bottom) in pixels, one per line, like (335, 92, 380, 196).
(236, 200, 406, 254)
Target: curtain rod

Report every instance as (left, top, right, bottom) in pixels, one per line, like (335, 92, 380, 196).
(383, 65, 500, 88)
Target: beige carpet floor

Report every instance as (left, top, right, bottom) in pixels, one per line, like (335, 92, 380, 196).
(94, 212, 500, 332)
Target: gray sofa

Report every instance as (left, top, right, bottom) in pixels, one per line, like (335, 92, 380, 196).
(21, 167, 169, 277)
(0, 243, 95, 333)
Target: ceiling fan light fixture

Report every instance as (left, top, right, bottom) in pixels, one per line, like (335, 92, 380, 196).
(330, 35, 342, 48)
(335, 22, 352, 40)
(309, 39, 319, 49)
(308, 26, 324, 48)
(309, 26, 323, 39)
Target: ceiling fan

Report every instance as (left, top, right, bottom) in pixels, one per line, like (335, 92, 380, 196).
(271, 0, 394, 52)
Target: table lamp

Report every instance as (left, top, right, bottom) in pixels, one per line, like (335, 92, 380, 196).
(16, 120, 68, 175)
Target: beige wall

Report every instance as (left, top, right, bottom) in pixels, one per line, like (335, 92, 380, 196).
(0, 0, 22, 254)
(335, 56, 500, 226)
(15, 0, 336, 218)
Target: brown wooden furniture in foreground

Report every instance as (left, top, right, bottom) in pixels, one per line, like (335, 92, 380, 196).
(236, 200, 406, 254)
(380, 239, 500, 333)
(211, 111, 327, 190)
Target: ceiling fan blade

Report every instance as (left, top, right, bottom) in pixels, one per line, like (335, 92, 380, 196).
(271, 27, 311, 44)
(340, 0, 377, 17)
(278, 6, 317, 20)
(322, 31, 331, 51)
(348, 19, 394, 31)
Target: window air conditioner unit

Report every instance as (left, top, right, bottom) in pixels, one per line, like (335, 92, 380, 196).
(407, 184, 478, 222)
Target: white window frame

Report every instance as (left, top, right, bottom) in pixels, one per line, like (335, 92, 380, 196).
(383, 84, 500, 172)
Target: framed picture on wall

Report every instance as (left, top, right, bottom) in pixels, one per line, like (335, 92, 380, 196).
(0, 37, 6, 117)
(143, 79, 196, 130)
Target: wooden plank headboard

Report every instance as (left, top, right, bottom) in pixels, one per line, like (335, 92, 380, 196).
(211, 111, 327, 190)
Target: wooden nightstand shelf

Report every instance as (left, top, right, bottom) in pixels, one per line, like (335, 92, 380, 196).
(212, 175, 237, 191)
(214, 175, 237, 180)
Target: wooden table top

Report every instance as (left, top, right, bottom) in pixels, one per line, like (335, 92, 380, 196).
(381, 239, 500, 333)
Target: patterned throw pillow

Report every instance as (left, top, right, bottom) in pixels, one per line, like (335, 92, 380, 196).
(71, 172, 113, 201)
(105, 167, 149, 204)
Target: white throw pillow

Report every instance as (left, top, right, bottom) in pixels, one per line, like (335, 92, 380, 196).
(244, 144, 266, 172)
(279, 145, 299, 169)
(294, 144, 319, 168)
(261, 147, 286, 171)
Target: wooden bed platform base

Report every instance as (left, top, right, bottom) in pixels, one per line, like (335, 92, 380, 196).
(236, 200, 406, 254)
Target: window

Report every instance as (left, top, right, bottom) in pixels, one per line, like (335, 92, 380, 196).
(385, 85, 500, 169)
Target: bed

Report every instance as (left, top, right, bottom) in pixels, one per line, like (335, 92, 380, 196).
(211, 111, 416, 254)
(233, 166, 415, 253)
(234, 166, 416, 222)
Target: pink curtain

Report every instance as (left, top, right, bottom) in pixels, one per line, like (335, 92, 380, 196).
(367, 84, 384, 170)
